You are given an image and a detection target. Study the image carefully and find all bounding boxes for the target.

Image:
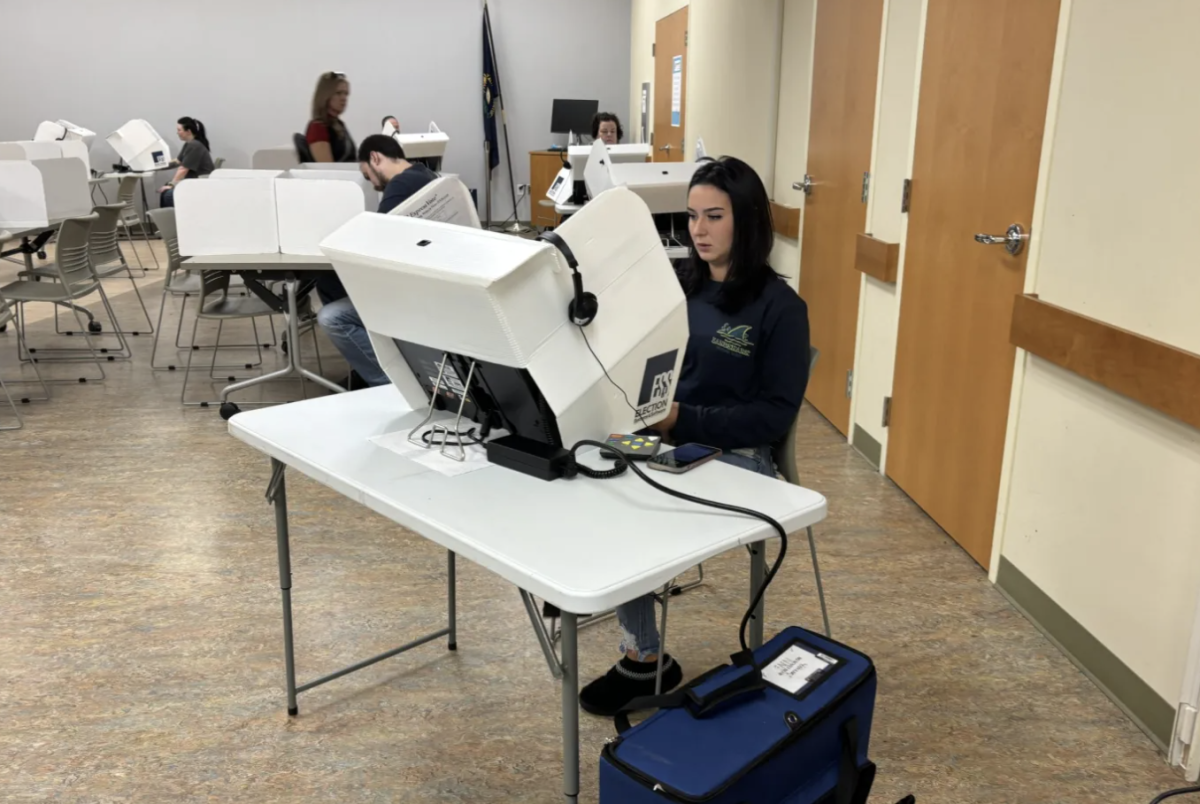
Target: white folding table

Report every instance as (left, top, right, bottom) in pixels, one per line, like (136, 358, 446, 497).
(228, 385, 828, 802)
(183, 254, 344, 416)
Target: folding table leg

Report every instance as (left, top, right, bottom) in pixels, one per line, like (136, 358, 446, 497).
(447, 550, 457, 651)
(268, 458, 299, 716)
(749, 540, 766, 649)
(560, 611, 579, 803)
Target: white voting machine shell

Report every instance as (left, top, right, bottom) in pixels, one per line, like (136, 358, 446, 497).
(34, 120, 96, 146)
(106, 120, 171, 171)
(583, 140, 698, 214)
(384, 121, 450, 160)
(320, 185, 687, 445)
(568, 143, 651, 180)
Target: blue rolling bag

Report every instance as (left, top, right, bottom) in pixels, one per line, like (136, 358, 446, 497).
(599, 626, 877, 804)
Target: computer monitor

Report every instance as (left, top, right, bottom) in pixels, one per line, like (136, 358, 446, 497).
(550, 99, 599, 137)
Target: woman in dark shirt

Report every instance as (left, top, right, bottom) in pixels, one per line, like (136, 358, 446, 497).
(579, 156, 811, 717)
(305, 71, 356, 162)
(158, 117, 214, 208)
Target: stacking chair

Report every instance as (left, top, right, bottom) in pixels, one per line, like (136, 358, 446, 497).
(0, 290, 49, 430)
(769, 346, 830, 637)
(212, 157, 226, 170)
(116, 174, 159, 272)
(181, 270, 302, 407)
(0, 214, 118, 382)
(29, 204, 153, 340)
(147, 208, 270, 373)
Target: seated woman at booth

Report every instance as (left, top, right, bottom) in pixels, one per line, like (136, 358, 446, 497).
(382, 115, 401, 135)
(158, 117, 214, 208)
(305, 71, 356, 163)
(579, 156, 812, 717)
(592, 111, 623, 145)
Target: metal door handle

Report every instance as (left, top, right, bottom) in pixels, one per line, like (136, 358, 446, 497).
(793, 174, 813, 196)
(659, 144, 673, 151)
(974, 223, 1028, 256)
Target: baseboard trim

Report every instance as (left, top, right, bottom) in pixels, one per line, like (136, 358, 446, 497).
(995, 556, 1174, 750)
(851, 424, 882, 468)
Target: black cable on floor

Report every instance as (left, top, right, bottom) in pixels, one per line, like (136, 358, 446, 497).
(1151, 785, 1200, 803)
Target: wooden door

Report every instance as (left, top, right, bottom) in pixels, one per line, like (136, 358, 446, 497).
(887, 0, 1061, 568)
(796, 0, 886, 434)
(653, 7, 687, 163)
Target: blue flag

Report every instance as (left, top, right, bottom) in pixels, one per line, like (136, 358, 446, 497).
(482, 8, 501, 171)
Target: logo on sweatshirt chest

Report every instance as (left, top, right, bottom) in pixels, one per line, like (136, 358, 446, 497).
(636, 350, 679, 420)
(713, 324, 755, 357)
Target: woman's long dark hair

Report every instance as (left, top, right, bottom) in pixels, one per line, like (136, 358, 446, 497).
(679, 156, 780, 313)
(178, 116, 210, 152)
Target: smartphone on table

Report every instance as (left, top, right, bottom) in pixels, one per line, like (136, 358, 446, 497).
(647, 443, 722, 474)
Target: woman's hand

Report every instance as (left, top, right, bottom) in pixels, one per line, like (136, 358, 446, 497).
(158, 185, 170, 194)
(651, 403, 680, 435)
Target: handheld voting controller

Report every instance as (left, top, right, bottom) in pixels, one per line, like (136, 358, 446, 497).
(603, 433, 661, 460)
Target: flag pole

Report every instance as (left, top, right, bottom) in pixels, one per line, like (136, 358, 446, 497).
(484, 2, 528, 233)
(484, 140, 492, 229)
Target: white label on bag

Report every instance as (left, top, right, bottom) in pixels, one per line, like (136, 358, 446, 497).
(762, 645, 834, 694)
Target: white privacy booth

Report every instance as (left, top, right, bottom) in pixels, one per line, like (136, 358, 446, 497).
(0, 140, 91, 178)
(583, 140, 698, 214)
(106, 120, 171, 172)
(320, 185, 687, 453)
(175, 170, 395, 256)
(0, 162, 50, 231)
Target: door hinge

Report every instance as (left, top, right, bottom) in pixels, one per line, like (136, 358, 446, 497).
(861, 172, 870, 204)
(882, 396, 892, 428)
(685, 30, 689, 47)
(1180, 705, 1198, 745)
(652, 43, 656, 57)
(650, 132, 654, 146)
(845, 370, 854, 399)
(901, 178, 912, 213)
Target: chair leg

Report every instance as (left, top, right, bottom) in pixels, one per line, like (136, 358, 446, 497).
(120, 219, 147, 275)
(122, 255, 155, 333)
(180, 315, 202, 405)
(655, 580, 672, 696)
(0, 374, 24, 430)
(808, 526, 831, 638)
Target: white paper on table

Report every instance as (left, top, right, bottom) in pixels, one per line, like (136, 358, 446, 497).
(369, 427, 492, 476)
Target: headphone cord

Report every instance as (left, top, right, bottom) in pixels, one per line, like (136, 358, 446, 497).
(566, 440, 787, 653)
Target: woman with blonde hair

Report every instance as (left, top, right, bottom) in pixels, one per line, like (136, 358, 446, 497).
(305, 71, 355, 162)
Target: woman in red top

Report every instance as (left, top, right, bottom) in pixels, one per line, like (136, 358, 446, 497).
(305, 71, 355, 162)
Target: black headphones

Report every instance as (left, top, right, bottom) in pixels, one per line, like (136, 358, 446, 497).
(538, 230, 597, 327)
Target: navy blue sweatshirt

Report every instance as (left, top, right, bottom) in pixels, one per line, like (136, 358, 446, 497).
(379, 163, 438, 214)
(671, 276, 810, 450)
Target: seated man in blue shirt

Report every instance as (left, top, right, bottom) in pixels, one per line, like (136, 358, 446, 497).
(317, 134, 438, 388)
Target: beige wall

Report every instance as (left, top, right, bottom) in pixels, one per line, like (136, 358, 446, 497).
(769, 0, 817, 289)
(996, 0, 1200, 703)
(849, 0, 924, 454)
(684, 0, 783, 179)
(629, 0, 689, 142)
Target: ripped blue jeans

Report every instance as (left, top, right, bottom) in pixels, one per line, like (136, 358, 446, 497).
(615, 445, 777, 660)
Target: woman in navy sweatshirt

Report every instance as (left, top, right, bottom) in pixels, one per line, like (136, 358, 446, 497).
(580, 156, 811, 717)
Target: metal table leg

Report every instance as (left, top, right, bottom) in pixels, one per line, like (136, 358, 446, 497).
(561, 611, 579, 803)
(749, 540, 766, 649)
(447, 550, 458, 651)
(268, 459, 300, 715)
(219, 279, 343, 406)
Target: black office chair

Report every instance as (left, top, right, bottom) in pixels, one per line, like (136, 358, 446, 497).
(292, 133, 315, 164)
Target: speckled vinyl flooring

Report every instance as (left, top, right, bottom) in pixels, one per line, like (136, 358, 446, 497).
(0, 243, 1186, 802)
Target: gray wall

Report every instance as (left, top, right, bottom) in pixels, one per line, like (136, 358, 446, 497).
(0, 0, 631, 223)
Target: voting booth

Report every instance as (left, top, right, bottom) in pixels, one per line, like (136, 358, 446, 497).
(319, 186, 688, 477)
(584, 140, 698, 214)
(106, 120, 171, 172)
(34, 120, 96, 147)
(0, 156, 91, 228)
(384, 121, 450, 172)
(174, 170, 471, 258)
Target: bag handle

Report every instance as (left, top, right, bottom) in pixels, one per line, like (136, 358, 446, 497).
(614, 653, 767, 735)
